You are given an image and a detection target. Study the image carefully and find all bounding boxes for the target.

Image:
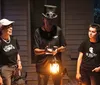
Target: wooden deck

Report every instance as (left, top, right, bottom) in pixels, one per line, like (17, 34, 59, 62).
(62, 76, 79, 85)
(46, 75, 79, 85)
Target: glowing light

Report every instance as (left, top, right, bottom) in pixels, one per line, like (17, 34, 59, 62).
(50, 63, 59, 74)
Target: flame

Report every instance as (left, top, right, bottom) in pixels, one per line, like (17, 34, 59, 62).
(50, 63, 59, 74)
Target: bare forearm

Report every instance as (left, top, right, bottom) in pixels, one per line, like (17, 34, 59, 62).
(76, 52, 83, 74)
(57, 46, 66, 52)
(34, 48, 45, 55)
(17, 54, 22, 70)
(77, 58, 82, 74)
(17, 54, 21, 64)
(17, 54, 21, 61)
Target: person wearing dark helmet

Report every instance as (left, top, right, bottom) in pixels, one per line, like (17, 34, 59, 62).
(34, 5, 66, 85)
(0, 19, 22, 85)
(76, 23, 100, 85)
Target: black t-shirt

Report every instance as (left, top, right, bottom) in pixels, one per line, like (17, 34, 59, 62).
(34, 25, 66, 73)
(0, 36, 20, 66)
(78, 39, 100, 70)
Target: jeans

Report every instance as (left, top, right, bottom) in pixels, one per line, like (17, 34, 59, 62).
(38, 73, 62, 85)
(1, 65, 16, 85)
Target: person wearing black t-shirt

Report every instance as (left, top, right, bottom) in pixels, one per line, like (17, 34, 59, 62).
(76, 23, 100, 85)
(34, 5, 66, 85)
(0, 19, 22, 85)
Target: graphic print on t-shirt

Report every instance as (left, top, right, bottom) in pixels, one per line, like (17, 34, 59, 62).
(53, 35, 58, 39)
(86, 47, 97, 58)
(3, 44, 15, 52)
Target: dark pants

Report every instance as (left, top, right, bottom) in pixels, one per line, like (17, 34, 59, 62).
(38, 73, 62, 85)
(80, 67, 100, 85)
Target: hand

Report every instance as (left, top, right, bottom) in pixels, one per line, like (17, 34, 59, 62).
(52, 49, 57, 56)
(76, 73, 81, 81)
(92, 67, 100, 72)
(0, 76, 3, 85)
(46, 48, 53, 53)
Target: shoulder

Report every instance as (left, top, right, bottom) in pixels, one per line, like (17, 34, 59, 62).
(34, 28, 42, 39)
(35, 27, 40, 32)
(84, 39, 90, 44)
(54, 25, 61, 31)
(10, 35, 17, 41)
(34, 27, 41, 34)
(53, 25, 62, 34)
(80, 39, 89, 46)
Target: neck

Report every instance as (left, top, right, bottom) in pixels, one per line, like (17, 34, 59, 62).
(1, 35, 10, 40)
(90, 38, 96, 43)
(42, 26, 52, 32)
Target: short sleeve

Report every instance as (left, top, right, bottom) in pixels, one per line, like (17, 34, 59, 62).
(16, 39, 20, 50)
(11, 35, 20, 50)
(33, 28, 40, 49)
(78, 41, 85, 53)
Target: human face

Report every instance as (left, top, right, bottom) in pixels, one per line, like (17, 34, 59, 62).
(88, 27, 97, 41)
(43, 18, 54, 32)
(2, 24, 13, 36)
